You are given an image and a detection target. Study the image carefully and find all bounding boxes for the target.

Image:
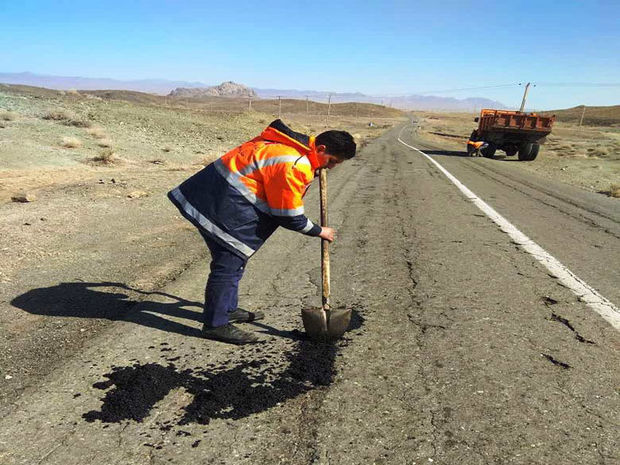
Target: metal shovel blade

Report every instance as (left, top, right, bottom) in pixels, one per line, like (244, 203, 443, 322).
(301, 306, 352, 341)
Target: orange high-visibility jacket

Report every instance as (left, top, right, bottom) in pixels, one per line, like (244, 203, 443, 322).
(168, 120, 323, 259)
(467, 140, 485, 149)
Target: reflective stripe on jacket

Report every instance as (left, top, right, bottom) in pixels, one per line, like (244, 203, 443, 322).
(168, 120, 322, 259)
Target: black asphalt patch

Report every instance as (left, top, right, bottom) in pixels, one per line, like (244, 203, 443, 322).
(83, 311, 365, 428)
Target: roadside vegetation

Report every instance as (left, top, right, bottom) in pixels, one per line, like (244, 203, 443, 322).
(91, 148, 118, 165)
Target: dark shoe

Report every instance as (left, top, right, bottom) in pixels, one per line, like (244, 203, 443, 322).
(201, 323, 260, 345)
(227, 308, 265, 323)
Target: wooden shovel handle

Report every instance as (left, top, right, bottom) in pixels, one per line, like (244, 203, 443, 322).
(320, 168, 330, 310)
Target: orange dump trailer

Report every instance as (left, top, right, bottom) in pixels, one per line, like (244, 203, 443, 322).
(467, 109, 555, 161)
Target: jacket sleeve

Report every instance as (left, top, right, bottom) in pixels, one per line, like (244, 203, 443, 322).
(263, 160, 322, 236)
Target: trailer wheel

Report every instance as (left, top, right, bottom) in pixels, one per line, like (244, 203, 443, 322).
(505, 146, 518, 157)
(518, 143, 533, 161)
(481, 143, 496, 158)
(528, 143, 540, 160)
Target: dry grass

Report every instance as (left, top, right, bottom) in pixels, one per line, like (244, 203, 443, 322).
(43, 110, 71, 121)
(97, 139, 113, 148)
(609, 184, 620, 198)
(86, 126, 107, 139)
(92, 148, 118, 165)
(43, 109, 91, 127)
(0, 110, 16, 121)
(65, 118, 91, 128)
(586, 145, 611, 158)
(60, 136, 82, 148)
(162, 146, 173, 153)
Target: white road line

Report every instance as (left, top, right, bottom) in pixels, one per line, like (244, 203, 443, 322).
(397, 125, 620, 331)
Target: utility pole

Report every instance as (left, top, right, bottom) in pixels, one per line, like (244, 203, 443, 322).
(306, 96, 309, 114)
(519, 82, 534, 113)
(248, 96, 252, 111)
(579, 105, 586, 127)
(326, 94, 332, 124)
(277, 96, 282, 118)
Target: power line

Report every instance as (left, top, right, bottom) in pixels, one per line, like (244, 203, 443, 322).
(535, 82, 620, 88)
(416, 83, 519, 95)
(414, 82, 620, 95)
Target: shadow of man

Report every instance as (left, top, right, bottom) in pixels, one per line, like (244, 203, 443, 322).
(11, 281, 205, 338)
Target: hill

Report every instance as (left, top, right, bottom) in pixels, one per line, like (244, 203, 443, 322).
(543, 105, 620, 126)
(0, 83, 403, 120)
(169, 81, 257, 99)
(0, 71, 206, 94)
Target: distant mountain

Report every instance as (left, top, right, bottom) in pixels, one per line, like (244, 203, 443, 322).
(386, 95, 505, 111)
(0, 72, 207, 94)
(254, 88, 504, 111)
(255, 88, 370, 102)
(169, 81, 257, 98)
(0, 72, 505, 111)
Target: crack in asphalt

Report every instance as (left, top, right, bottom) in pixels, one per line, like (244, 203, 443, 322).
(36, 434, 69, 465)
(117, 421, 129, 447)
(390, 142, 447, 461)
(541, 353, 572, 369)
(549, 312, 596, 344)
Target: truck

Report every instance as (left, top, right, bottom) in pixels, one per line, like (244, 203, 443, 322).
(467, 109, 555, 161)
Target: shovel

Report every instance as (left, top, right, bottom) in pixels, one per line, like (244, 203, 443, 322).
(301, 168, 352, 341)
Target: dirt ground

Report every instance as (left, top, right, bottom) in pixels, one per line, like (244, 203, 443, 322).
(413, 111, 620, 196)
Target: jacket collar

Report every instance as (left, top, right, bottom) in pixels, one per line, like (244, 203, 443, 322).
(260, 119, 322, 171)
(306, 136, 322, 171)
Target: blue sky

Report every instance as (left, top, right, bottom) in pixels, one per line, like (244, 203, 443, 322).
(1, 0, 619, 109)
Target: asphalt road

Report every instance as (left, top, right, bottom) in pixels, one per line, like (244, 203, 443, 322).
(1, 124, 618, 464)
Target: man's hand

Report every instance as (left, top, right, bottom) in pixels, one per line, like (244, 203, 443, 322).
(319, 227, 336, 242)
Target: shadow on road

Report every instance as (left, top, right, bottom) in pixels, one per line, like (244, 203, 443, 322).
(423, 149, 467, 157)
(11, 281, 205, 338)
(424, 150, 515, 162)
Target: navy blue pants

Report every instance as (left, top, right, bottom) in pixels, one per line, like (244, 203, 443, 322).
(200, 231, 247, 328)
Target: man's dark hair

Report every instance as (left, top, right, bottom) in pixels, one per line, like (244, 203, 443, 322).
(316, 130, 356, 159)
